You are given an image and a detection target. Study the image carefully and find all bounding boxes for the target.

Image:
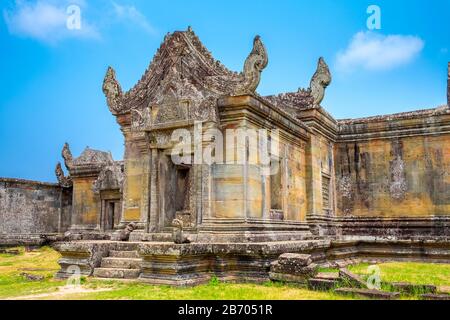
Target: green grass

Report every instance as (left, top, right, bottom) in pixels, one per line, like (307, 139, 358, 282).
(1, 246, 449, 300)
(348, 262, 450, 287)
(0, 247, 65, 299)
(55, 280, 350, 300)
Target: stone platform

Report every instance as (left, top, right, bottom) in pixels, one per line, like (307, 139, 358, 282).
(53, 237, 450, 286)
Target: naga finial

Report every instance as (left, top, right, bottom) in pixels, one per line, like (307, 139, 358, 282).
(102, 66, 124, 115)
(309, 57, 331, 106)
(55, 162, 72, 188)
(233, 35, 268, 95)
(62, 142, 73, 170)
(172, 218, 190, 244)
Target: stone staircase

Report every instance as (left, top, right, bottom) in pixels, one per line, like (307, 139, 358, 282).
(93, 249, 142, 280)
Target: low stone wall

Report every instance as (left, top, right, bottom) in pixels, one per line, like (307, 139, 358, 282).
(0, 178, 72, 246)
(335, 108, 450, 218)
(53, 238, 450, 286)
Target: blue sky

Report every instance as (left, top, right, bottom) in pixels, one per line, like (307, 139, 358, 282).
(1, 0, 449, 182)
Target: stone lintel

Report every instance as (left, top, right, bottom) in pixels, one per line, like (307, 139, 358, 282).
(297, 108, 338, 142)
(218, 95, 311, 143)
(69, 165, 105, 178)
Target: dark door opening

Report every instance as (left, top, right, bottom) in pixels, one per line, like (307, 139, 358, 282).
(104, 200, 121, 231)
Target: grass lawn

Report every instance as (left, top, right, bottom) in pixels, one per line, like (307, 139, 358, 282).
(1, 246, 449, 300)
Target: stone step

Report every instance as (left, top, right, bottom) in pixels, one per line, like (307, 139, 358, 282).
(112, 243, 139, 251)
(308, 278, 338, 291)
(101, 257, 141, 269)
(93, 268, 141, 279)
(315, 272, 340, 281)
(109, 250, 140, 258)
(335, 288, 400, 300)
(152, 233, 173, 242)
(129, 232, 173, 242)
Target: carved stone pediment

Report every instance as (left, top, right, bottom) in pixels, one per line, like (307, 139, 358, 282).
(103, 28, 268, 123)
(92, 162, 124, 194)
(72, 148, 114, 166)
(154, 101, 189, 124)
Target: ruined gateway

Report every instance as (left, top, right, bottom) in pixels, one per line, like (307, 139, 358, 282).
(1, 28, 449, 285)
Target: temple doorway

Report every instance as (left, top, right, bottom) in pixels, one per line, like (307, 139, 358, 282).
(158, 154, 192, 230)
(103, 200, 121, 231)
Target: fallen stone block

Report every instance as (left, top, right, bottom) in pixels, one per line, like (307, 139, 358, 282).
(270, 261, 318, 278)
(390, 282, 436, 294)
(335, 288, 400, 300)
(278, 253, 312, 267)
(438, 286, 450, 294)
(315, 272, 340, 281)
(269, 272, 309, 285)
(339, 268, 367, 288)
(20, 273, 44, 281)
(421, 294, 450, 300)
(0, 248, 20, 255)
(308, 278, 338, 291)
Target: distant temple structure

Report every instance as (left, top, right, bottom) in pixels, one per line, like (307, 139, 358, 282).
(1, 29, 449, 284)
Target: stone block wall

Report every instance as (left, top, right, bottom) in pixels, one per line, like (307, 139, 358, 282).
(334, 107, 450, 239)
(335, 134, 450, 217)
(70, 177, 100, 230)
(0, 178, 71, 244)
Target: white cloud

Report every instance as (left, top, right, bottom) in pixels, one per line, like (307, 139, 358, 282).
(336, 31, 424, 72)
(112, 2, 156, 35)
(3, 0, 99, 44)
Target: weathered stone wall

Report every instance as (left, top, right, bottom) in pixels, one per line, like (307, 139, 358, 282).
(120, 130, 149, 227)
(70, 177, 101, 230)
(0, 178, 71, 239)
(214, 95, 310, 223)
(335, 110, 450, 218)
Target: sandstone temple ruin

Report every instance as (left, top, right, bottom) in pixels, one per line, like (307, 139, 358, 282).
(1, 28, 449, 285)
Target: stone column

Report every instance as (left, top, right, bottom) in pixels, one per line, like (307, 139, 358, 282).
(447, 62, 449, 107)
(305, 135, 323, 216)
(138, 149, 151, 231)
(147, 147, 159, 232)
(119, 133, 147, 228)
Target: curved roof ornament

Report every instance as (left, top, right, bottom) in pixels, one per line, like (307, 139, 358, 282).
(102, 66, 124, 115)
(61, 142, 73, 170)
(233, 35, 269, 95)
(55, 162, 72, 188)
(309, 57, 331, 106)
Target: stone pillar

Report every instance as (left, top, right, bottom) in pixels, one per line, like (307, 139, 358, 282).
(447, 62, 449, 107)
(147, 147, 159, 232)
(211, 122, 263, 219)
(305, 135, 323, 216)
(120, 133, 147, 228)
(138, 150, 151, 231)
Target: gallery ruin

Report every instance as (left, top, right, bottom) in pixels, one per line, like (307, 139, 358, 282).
(1, 28, 449, 285)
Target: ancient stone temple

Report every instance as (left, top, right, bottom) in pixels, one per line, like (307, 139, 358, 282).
(1, 28, 449, 285)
